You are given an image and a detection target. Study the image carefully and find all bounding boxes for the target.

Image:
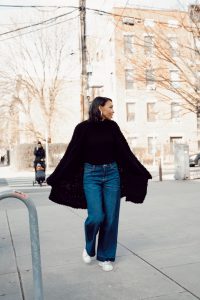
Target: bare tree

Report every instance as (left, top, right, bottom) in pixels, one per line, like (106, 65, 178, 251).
(0, 19, 74, 146)
(114, 6, 200, 150)
(146, 6, 200, 147)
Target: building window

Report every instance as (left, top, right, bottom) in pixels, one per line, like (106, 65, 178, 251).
(171, 102, 181, 121)
(170, 70, 180, 88)
(144, 35, 154, 56)
(168, 36, 179, 57)
(124, 35, 134, 54)
(126, 102, 135, 121)
(125, 69, 134, 89)
(148, 136, 157, 155)
(147, 102, 156, 122)
(146, 69, 155, 88)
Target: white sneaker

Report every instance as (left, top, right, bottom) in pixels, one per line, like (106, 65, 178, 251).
(98, 261, 113, 272)
(82, 249, 92, 264)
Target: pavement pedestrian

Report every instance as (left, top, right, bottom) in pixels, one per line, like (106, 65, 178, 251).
(46, 96, 152, 272)
(33, 141, 46, 171)
(0, 155, 5, 164)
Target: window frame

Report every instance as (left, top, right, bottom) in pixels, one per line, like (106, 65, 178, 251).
(144, 35, 154, 56)
(168, 36, 179, 58)
(147, 102, 156, 122)
(170, 70, 180, 88)
(171, 101, 181, 121)
(124, 34, 134, 54)
(146, 68, 155, 87)
(125, 69, 134, 89)
(148, 136, 157, 155)
(126, 102, 136, 122)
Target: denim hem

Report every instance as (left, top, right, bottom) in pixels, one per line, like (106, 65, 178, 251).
(85, 248, 96, 257)
(97, 256, 115, 262)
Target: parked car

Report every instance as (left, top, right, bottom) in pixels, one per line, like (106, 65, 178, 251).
(189, 153, 200, 167)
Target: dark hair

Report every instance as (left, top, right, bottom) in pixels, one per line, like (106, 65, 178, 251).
(88, 96, 112, 122)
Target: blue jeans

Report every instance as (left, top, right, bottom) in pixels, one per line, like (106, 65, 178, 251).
(83, 162, 121, 262)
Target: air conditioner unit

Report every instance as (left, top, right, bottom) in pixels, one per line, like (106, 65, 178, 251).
(122, 17, 135, 26)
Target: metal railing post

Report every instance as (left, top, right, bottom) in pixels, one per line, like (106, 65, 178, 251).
(0, 190, 44, 300)
(158, 158, 163, 181)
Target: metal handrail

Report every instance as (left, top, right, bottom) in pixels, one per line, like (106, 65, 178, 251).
(0, 189, 44, 300)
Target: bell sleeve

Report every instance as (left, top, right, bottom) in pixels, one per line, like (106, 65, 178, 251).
(112, 121, 152, 179)
(46, 123, 84, 186)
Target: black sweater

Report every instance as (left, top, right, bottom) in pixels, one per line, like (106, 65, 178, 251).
(47, 119, 152, 208)
(83, 120, 116, 164)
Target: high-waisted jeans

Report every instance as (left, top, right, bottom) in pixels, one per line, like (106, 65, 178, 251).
(83, 162, 121, 262)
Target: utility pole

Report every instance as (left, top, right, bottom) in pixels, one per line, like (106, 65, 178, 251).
(80, 0, 88, 121)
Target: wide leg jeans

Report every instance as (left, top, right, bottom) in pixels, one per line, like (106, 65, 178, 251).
(83, 162, 121, 262)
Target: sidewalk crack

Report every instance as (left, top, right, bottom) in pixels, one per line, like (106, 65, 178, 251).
(118, 241, 200, 300)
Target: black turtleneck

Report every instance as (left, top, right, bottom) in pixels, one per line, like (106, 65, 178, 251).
(83, 119, 116, 165)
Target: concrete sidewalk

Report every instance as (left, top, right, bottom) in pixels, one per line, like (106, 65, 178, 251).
(1, 179, 200, 300)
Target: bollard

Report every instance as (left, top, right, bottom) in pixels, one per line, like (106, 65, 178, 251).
(158, 159, 163, 181)
(174, 143, 190, 180)
(0, 190, 44, 300)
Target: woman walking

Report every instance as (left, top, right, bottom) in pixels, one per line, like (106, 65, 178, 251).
(47, 96, 152, 271)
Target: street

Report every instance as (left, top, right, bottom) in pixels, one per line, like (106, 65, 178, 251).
(0, 173, 52, 210)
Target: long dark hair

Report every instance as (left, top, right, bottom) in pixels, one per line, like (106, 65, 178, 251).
(88, 96, 112, 122)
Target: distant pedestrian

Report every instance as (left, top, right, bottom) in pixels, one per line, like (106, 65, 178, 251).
(47, 96, 152, 271)
(0, 155, 5, 164)
(33, 141, 45, 171)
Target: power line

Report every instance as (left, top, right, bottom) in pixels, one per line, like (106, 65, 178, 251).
(33, 7, 62, 13)
(89, 7, 180, 27)
(0, 5, 77, 8)
(87, 0, 130, 64)
(0, 4, 197, 44)
(88, 7, 199, 31)
(0, 13, 80, 42)
(0, 8, 78, 38)
(0, 5, 195, 29)
(0, 3, 189, 11)
(114, 0, 130, 29)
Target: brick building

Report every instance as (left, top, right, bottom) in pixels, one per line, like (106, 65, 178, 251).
(110, 6, 200, 163)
